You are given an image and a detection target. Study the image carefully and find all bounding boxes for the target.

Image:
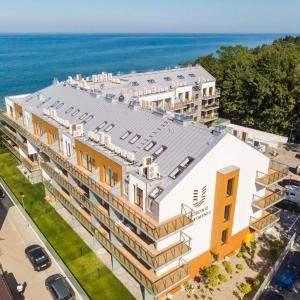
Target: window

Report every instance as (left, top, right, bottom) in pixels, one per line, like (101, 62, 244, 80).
(56, 102, 64, 109)
(65, 106, 74, 114)
(129, 134, 141, 144)
(169, 156, 194, 179)
(65, 141, 71, 157)
(124, 180, 129, 195)
(221, 229, 228, 245)
(71, 109, 80, 116)
(134, 186, 143, 209)
(144, 141, 157, 151)
(104, 124, 115, 132)
(164, 77, 171, 81)
(79, 113, 88, 120)
(94, 121, 107, 132)
(189, 73, 195, 77)
(226, 178, 234, 197)
(152, 145, 167, 159)
(203, 88, 207, 96)
(147, 79, 156, 84)
(82, 115, 94, 124)
(105, 167, 118, 187)
(121, 131, 131, 140)
(132, 81, 139, 86)
(224, 205, 231, 222)
(177, 75, 185, 79)
(209, 87, 213, 95)
(81, 152, 95, 172)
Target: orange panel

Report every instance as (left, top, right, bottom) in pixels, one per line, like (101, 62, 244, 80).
(75, 140, 123, 192)
(210, 167, 249, 260)
(14, 103, 23, 120)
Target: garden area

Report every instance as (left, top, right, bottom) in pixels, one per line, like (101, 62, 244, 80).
(174, 235, 286, 300)
(0, 152, 134, 300)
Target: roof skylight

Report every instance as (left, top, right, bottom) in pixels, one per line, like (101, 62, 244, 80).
(177, 75, 185, 79)
(82, 115, 94, 124)
(152, 145, 167, 160)
(104, 124, 115, 132)
(65, 106, 74, 114)
(121, 131, 132, 140)
(56, 103, 64, 109)
(147, 79, 156, 84)
(132, 81, 139, 86)
(71, 109, 80, 116)
(169, 156, 194, 180)
(94, 121, 107, 132)
(79, 113, 88, 120)
(164, 77, 171, 81)
(189, 73, 196, 78)
(144, 141, 157, 151)
(129, 134, 141, 144)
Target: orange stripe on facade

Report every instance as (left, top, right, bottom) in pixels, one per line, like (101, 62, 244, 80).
(210, 166, 249, 260)
(32, 114, 60, 149)
(14, 103, 23, 120)
(75, 140, 123, 193)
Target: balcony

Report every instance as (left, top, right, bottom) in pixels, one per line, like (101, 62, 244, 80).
(249, 207, 280, 232)
(252, 188, 285, 210)
(41, 161, 191, 269)
(202, 91, 221, 100)
(2, 139, 39, 172)
(169, 99, 195, 111)
(198, 113, 218, 124)
(0, 110, 194, 240)
(44, 181, 190, 295)
(200, 103, 220, 112)
(256, 160, 289, 187)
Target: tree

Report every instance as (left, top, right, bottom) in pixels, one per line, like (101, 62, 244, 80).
(192, 35, 300, 137)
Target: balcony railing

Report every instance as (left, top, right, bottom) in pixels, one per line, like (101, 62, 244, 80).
(41, 161, 191, 269)
(0, 110, 193, 240)
(169, 99, 195, 111)
(2, 139, 39, 172)
(249, 207, 280, 232)
(252, 189, 285, 210)
(199, 113, 218, 123)
(200, 103, 220, 112)
(202, 91, 221, 100)
(0, 125, 29, 154)
(256, 160, 289, 187)
(44, 181, 190, 295)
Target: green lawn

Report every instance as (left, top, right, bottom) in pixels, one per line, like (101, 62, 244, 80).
(0, 152, 134, 300)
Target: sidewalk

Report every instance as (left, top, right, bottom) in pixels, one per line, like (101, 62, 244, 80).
(0, 196, 82, 300)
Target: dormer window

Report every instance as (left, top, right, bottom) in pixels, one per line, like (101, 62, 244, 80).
(121, 131, 131, 140)
(152, 145, 167, 159)
(105, 124, 114, 132)
(169, 156, 194, 179)
(144, 141, 157, 151)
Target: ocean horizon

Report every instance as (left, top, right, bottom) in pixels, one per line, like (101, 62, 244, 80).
(0, 33, 294, 102)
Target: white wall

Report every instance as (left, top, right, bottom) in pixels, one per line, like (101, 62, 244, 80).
(5, 98, 15, 117)
(155, 133, 270, 275)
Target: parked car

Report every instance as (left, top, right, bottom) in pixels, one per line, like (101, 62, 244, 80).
(0, 188, 5, 199)
(25, 244, 51, 271)
(260, 289, 284, 300)
(45, 274, 75, 300)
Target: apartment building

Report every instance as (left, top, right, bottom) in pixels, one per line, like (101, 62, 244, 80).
(0, 77, 289, 300)
(66, 66, 220, 125)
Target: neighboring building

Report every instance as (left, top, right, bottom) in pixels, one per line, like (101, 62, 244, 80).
(0, 78, 289, 300)
(66, 66, 220, 125)
(226, 123, 288, 153)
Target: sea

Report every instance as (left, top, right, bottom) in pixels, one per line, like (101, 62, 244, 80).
(0, 33, 290, 103)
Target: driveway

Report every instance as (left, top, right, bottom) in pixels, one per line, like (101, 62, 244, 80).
(0, 192, 81, 300)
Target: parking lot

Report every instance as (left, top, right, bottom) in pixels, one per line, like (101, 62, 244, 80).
(0, 191, 81, 299)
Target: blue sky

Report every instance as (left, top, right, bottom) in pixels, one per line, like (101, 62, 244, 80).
(0, 0, 299, 33)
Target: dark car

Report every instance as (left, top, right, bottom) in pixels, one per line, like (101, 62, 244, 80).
(260, 289, 284, 300)
(279, 179, 300, 188)
(0, 188, 5, 199)
(25, 244, 51, 271)
(45, 274, 75, 300)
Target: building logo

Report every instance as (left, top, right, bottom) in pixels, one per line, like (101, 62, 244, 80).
(192, 186, 211, 221)
(193, 198, 204, 208)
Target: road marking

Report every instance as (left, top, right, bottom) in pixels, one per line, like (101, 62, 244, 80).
(288, 214, 300, 232)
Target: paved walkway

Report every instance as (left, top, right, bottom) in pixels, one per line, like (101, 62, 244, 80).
(51, 200, 143, 300)
(0, 196, 81, 300)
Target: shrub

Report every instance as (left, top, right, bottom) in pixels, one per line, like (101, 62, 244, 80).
(268, 248, 279, 260)
(249, 240, 257, 260)
(185, 283, 195, 295)
(210, 279, 219, 287)
(218, 274, 227, 283)
(240, 244, 247, 253)
(222, 261, 233, 274)
(236, 252, 243, 258)
(232, 290, 241, 300)
(236, 263, 244, 271)
(272, 239, 284, 250)
(253, 274, 264, 290)
(202, 265, 220, 282)
(238, 282, 252, 295)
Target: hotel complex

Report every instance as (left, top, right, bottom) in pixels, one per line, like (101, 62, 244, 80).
(0, 66, 289, 299)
